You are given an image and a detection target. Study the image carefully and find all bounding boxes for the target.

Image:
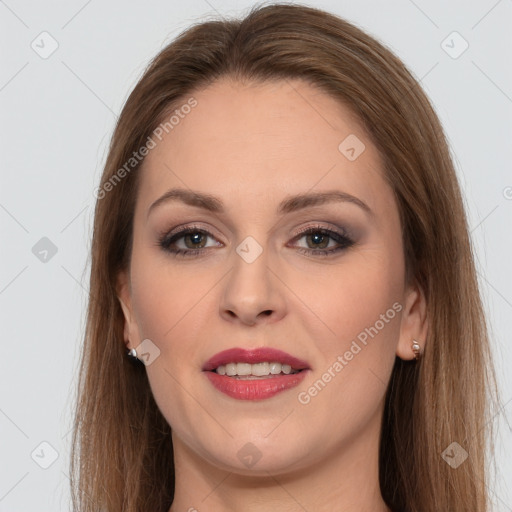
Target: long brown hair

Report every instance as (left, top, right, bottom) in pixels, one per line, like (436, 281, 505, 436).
(70, 3, 501, 510)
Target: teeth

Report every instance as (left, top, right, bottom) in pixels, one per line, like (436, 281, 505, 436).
(269, 362, 281, 374)
(225, 363, 237, 376)
(236, 363, 252, 376)
(281, 364, 292, 374)
(214, 361, 300, 377)
(252, 362, 269, 376)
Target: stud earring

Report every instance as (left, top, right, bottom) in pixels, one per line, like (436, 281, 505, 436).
(411, 339, 421, 361)
(127, 347, 138, 359)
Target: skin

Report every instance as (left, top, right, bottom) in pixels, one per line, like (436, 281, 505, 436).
(117, 77, 428, 512)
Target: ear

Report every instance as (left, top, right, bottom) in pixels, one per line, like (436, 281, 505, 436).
(116, 270, 141, 351)
(396, 278, 428, 360)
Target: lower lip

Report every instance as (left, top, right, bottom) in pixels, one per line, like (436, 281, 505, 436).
(204, 370, 309, 400)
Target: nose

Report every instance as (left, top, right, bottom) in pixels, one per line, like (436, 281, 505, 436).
(219, 247, 287, 326)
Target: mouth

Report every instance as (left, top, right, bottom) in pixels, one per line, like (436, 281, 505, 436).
(213, 361, 302, 378)
(202, 347, 310, 400)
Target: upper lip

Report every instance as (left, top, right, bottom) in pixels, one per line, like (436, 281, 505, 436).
(202, 347, 310, 372)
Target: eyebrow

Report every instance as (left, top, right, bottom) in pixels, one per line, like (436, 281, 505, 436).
(147, 187, 373, 218)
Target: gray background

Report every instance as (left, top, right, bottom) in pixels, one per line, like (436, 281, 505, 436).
(0, 0, 511, 510)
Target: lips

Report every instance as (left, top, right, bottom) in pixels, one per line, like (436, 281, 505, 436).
(202, 347, 311, 401)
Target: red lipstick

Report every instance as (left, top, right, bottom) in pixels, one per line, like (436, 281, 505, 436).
(203, 347, 310, 401)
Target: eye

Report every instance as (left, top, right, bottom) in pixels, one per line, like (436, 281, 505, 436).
(157, 223, 355, 258)
(158, 225, 222, 257)
(290, 225, 355, 256)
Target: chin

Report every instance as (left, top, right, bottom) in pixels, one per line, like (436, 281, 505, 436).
(193, 434, 315, 476)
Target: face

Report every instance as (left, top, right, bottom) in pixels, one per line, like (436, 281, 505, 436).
(118, 77, 427, 476)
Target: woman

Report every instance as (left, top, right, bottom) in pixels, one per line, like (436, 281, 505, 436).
(70, 3, 500, 511)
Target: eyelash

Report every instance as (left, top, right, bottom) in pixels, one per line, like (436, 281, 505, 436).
(157, 223, 355, 258)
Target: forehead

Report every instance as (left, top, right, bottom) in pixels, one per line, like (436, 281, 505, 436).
(136, 77, 391, 218)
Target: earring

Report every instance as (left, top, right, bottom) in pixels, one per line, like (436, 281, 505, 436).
(127, 347, 138, 359)
(411, 339, 421, 361)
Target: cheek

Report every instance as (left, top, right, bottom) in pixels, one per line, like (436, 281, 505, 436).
(130, 245, 211, 340)
(296, 248, 404, 353)
(293, 257, 403, 431)
(128, 251, 216, 434)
